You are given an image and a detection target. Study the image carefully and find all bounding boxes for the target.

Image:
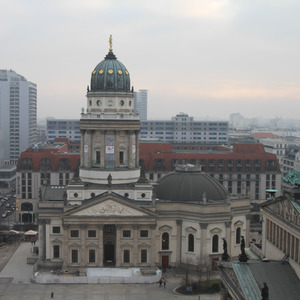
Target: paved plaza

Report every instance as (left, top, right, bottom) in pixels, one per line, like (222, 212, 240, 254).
(0, 241, 221, 300)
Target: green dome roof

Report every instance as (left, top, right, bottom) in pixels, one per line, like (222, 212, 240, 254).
(90, 51, 131, 92)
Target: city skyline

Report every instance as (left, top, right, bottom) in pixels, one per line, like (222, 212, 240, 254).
(1, 1, 300, 120)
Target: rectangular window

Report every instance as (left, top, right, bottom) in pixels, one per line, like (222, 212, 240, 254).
(119, 151, 124, 164)
(88, 230, 96, 238)
(89, 249, 96, 263)
(96, 151, 100, 164)
(53, 245, 60, 258)
(123, 249, 130, 263)
(52, 226, 60, 234)
(70, 230, 79, 238)
(123, 230, 131, 237)
(140, 230, 148, 238)
(141, 249, 147, 263)
(71, 249, 78, 263)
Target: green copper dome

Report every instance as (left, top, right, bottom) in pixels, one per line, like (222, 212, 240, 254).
(90, 50, 131, 92)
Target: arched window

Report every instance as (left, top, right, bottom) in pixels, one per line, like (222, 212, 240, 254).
(21, 202, 33, 211)
(188, 234, 194, 252)
(236, 227, 241, 244)
(162, 232, 169, 250)
(212, 235, 219, 253)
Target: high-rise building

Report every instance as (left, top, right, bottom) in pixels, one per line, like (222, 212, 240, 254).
(0, 70, 37, 166)
(134, 89, 148, 121)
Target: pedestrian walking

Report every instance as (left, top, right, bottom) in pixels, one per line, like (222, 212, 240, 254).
(163, 281, 166, 288)
(159, 279, 162, 287)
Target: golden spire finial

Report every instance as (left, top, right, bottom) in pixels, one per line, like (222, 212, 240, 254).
(109, 34, 113, 52)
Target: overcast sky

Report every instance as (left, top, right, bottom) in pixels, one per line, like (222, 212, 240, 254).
(1, 0, 300, 121)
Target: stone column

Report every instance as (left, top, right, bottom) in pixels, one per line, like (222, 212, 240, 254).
(38, 219, 46, 260)
(176, 220, 182, 267)
(150, 224, 156, 266)
(87, 130, 93, 168)
(116, 225, 121, 267)
(80, 130, 85, 167)
(98, 224, 103, 266)
(246, 214, 251, 246)
(128, 131, 133, 168)
(135, 130, 140, 167)
(62, 224, 69, 266)
(225, 221, 232, 256)
(200, 223, 208, 259)
(80, 224, 86, 266)
(100, 131, 105, 168)
(133, 224, 139, 265)
(115, 131, 120, 168)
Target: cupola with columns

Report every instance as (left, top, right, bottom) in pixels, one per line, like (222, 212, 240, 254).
(79, 36, 141, 184)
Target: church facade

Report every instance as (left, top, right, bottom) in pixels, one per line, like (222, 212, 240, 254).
(37, 38, 250, 272)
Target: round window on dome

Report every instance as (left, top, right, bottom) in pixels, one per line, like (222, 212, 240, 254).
(118, 70, 123, 75)
(92, 70, 96, 75)
(108, 69, 113, 74)
(120, 100, 124, 106)
(125, 70, 129, 75)
(99, 69, 104, 74)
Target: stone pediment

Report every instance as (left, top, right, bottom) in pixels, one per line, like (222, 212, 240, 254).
(68, 243, 81, 248)
(234, 220, 244, 227)
(159, 225, 173, 232)
(121, 242, 134, 248)
(71, 199, 149, 217)
(210, 227, 222, 234)
(185, 226, 197, 233)
(138, 243, 151, 248)
(87, 242, 98, 248)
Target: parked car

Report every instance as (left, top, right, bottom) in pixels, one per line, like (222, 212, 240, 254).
(1, 213, 7, 218)
(5, 203, 10, 208)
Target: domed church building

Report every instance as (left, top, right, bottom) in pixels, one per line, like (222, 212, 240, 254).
(37, 37, 250, 273)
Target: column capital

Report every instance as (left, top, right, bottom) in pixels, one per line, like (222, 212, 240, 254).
(246, 214, 252, 220)
(98, 224, 104, 230)
(199, 222, 208, 229)
(176, 220, 182, 226)
(133, 224, 139, 230)
(80, 224, 87, 229)
(38, 218, 51, 225)
(150, 224, 157, 230)
(225, 221, 232, 228)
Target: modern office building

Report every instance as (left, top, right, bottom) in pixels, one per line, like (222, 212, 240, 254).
(140, 113, 228, 144)
(0, 70, 37, 166)
(47, 119, 81, 143)
(134, 89, 148, 121)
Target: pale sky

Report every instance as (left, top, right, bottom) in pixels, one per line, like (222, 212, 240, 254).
(1, 0, 300, 121)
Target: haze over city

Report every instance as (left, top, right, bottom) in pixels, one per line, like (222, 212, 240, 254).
(1, 0, 300, 120)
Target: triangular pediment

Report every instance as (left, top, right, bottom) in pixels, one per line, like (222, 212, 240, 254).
(210, 227, 222, 234)
(121, 242, 134, 248)
(67, 194, 152, 217)
(87, 242, 98, 248)
(138, 242, 151, 248)
(185, 226, 197, 233)
(159, 225, 173, 232)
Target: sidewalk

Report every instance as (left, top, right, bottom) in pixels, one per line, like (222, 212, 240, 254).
(0, 242, 221, 299)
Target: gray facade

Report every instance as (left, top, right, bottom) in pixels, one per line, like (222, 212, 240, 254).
(47, 119, 81, 142)
(0, 70, 37, 166)
(140, 113, 228, 143)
